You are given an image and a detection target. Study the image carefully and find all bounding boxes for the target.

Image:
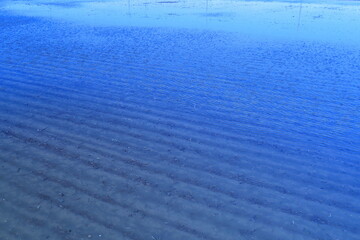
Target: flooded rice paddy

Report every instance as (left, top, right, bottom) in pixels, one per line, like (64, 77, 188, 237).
(0, 0, 360, 239)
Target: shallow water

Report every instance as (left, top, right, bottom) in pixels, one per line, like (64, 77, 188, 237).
(3, 0, 360, 43)
(0, 0, 360, 240)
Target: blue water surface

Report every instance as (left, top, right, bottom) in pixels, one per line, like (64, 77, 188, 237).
(0, 0, 360, 240)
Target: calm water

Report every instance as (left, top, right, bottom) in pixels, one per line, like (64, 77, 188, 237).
(0, 0, 360, 239)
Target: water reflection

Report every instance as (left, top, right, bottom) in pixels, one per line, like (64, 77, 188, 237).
(2, 0, 360, 44)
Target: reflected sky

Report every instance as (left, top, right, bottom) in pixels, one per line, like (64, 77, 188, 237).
(1, 0, 360, 44)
